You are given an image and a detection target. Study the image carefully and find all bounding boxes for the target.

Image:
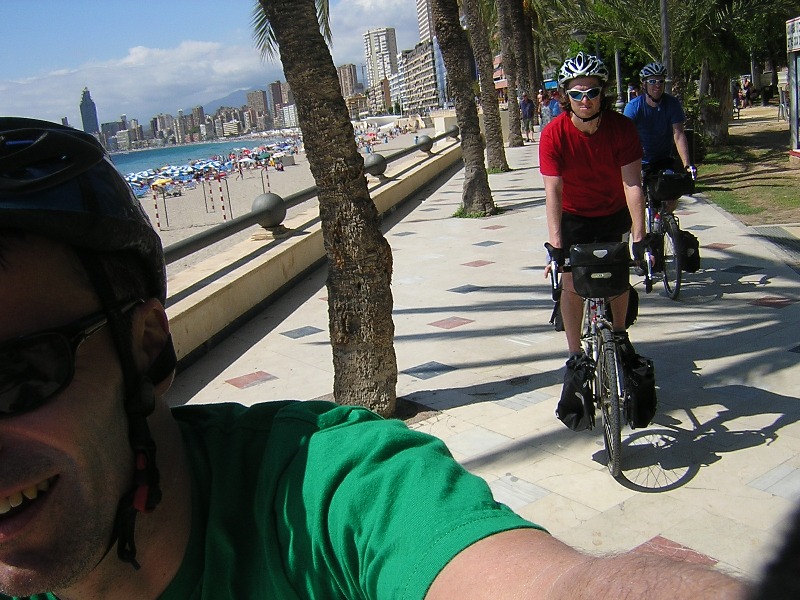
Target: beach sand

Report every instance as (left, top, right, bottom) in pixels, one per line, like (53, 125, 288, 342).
(150, 128, 435, 276)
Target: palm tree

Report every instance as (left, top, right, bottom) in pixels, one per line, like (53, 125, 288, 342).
(497, 0, 525, 147)
(253, 0, 397, 416)
(431, 0, 497, 215)
(464, 0, 510, 171)
(544, 0, 799, 145)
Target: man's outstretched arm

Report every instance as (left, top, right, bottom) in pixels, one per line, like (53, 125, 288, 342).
(426, 528, 749, 600)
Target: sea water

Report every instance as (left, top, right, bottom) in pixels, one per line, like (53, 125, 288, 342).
(110, 138, 294, 176)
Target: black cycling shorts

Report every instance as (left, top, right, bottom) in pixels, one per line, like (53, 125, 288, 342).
(561, 208, 632, 255)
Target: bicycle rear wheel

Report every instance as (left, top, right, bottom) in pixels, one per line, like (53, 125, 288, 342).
(662, 214, 682, 299)
(598, 329, 622, 477)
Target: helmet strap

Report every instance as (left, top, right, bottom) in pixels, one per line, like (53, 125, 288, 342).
(645, 88, 662, 105)
(75, 249, 163, 570)
(573, 110, 602, 123)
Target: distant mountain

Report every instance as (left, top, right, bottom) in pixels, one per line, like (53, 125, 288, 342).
(194, 87, 262, 114)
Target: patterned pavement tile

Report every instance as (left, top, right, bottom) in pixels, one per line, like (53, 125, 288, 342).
(280, 325, 324, 339)
(428, 316, 475, 329)
(448, 284, 485, 294)
(401, 361, 457, 380)
(462, 260, 495, 267)
(748, 296, 796, 308)
(225, 371, 277, 389)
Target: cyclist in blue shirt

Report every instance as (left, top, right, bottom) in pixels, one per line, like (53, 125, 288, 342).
(623, 62, 696, 212)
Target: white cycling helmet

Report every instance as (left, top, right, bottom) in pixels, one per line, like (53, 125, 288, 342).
(558, 52, 609, 86)
(640, 62, 667, 80)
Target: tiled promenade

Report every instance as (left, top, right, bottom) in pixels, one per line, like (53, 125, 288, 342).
(165, 137, 800, 583)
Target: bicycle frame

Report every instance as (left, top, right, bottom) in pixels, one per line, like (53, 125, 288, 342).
(546, 243, 634, 477)
(642, 170, 684, 299)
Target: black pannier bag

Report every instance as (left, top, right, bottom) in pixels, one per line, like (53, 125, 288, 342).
(570, 242, 630, 299)
(557, 355, 595, 431)
(651, 171, 695, 204)
(680, 230, 701, 272)
(624, 355, 657, 429)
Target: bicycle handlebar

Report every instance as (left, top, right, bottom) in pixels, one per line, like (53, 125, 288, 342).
(544, 242, 656, 297)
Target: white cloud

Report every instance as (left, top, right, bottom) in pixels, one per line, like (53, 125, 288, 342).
(329, 0, 420, 67)
(0, 2, 419, 128)
(0, 40, 283, 127)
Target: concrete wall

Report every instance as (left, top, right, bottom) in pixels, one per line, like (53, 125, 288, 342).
(166, 140, 463, 364)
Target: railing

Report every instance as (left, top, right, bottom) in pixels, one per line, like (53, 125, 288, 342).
(163, 126, 460, 266)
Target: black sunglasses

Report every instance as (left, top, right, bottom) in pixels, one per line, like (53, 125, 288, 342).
(0, 300, 140, 418)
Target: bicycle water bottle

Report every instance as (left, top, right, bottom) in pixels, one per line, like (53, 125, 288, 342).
(653, 212, 662, 234)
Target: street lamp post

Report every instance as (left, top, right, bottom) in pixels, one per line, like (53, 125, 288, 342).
(660, 0, 672, 94)
(614, 48, 625, 111)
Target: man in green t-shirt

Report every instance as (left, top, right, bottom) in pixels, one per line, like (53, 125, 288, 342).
(0, 118, 747, 599)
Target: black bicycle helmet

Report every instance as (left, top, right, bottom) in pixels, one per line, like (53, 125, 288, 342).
(640, 62, 668, 80)
(0, 117, 170, 568)
(558, 52, 610, 87)
(0, 117, 166, 304)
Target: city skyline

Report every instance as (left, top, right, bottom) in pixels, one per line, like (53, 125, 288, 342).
(0, 0, 420, 128)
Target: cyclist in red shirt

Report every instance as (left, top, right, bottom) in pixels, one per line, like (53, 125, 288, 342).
(539, 52, 647, 430)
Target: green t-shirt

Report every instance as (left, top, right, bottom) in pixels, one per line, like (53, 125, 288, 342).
(4, 401, 543, 599)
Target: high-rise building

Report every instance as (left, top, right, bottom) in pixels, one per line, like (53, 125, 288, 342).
(398, 41, 441, 114)
(246, 90, 268, 116)
(79, 87, 100, 134)
(363, 28, 398, 90)
(337, 64, 358, 98)
(267, 81, 283, 120)
(192, 106, 206, 128)
(417, 0, 433, 43)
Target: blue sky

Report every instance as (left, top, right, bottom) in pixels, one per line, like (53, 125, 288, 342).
(1, 0, 419, 127)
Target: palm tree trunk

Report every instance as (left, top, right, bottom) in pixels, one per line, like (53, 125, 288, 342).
(464, 0, 509, 171)
(508, 0, 531, 96)
(260, 0, 397, 415)
(432, 0, 496, 215)
(497, 1, 524, 147)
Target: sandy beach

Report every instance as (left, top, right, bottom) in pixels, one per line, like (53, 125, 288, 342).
(149, 128, 435, 276)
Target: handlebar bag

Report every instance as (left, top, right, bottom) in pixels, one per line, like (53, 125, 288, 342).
(570, 242, 630, 298)
(651, 171, 695, 203)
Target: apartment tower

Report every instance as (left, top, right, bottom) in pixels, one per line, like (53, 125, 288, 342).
(363, 27, 398, 90)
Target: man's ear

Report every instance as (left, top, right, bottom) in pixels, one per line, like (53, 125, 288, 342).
(131, 299, 174, 394)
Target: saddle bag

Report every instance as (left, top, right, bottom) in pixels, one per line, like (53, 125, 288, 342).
(625, 355, 657, 429)
(680, 231, 701, 273)
(651, 171, 695, 203)
(570, 242, 630, 298)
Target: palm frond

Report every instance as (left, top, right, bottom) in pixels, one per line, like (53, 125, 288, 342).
(252, 0, 333, 61)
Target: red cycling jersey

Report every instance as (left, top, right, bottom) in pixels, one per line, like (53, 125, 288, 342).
(539, 110, 642, 218)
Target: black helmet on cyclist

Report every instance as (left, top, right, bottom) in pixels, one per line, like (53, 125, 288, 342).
(0, 117, 166, 303)
(558, 52, 609, 87)
(640, 62, 667, 80)
(0, 116, 173, 569)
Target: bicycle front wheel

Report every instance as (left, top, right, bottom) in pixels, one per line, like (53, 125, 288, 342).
(598, 329, 622, 477)
(662, 215, 682, 300)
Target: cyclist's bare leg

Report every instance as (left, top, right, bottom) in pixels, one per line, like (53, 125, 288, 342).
(561, 273, 585, 354)
(661, 198, 678, 213)
(609, 289, 630, 333)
